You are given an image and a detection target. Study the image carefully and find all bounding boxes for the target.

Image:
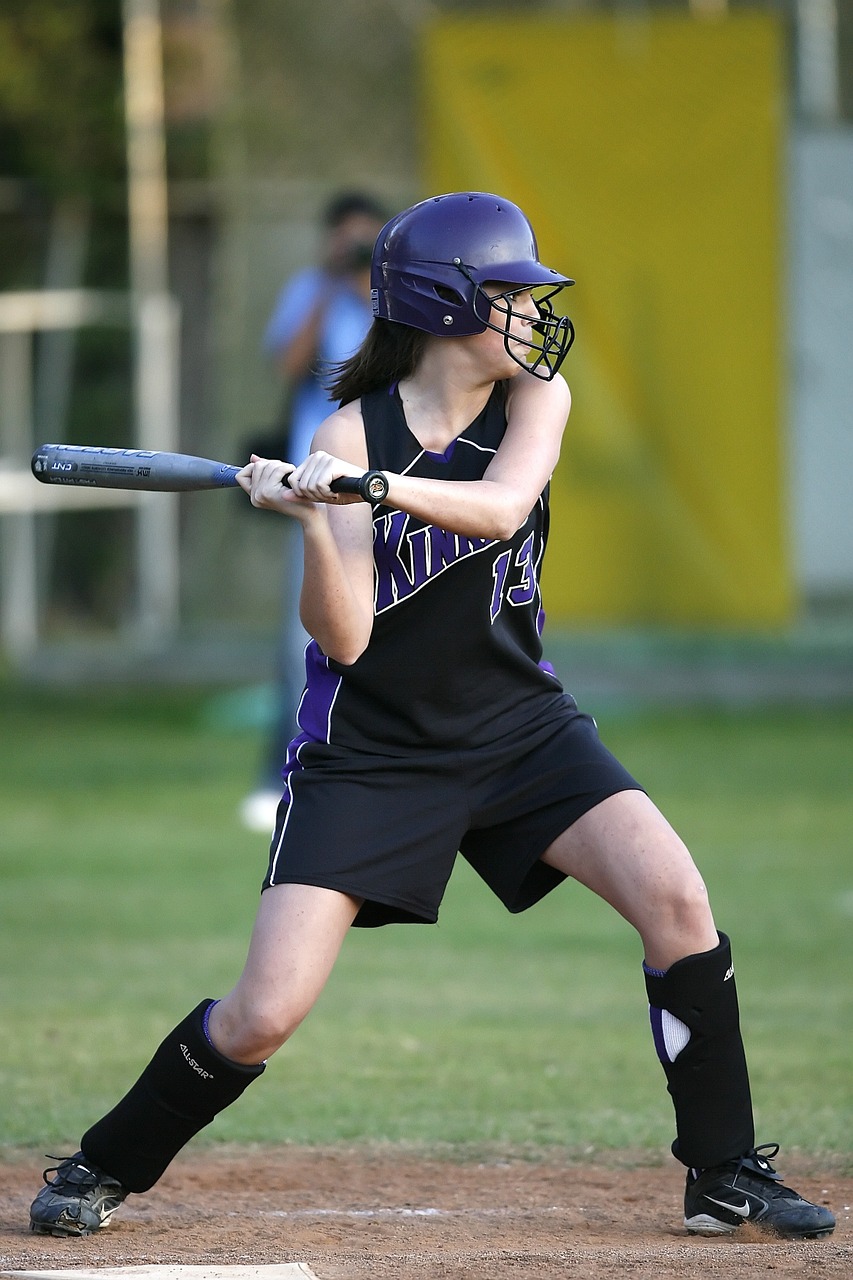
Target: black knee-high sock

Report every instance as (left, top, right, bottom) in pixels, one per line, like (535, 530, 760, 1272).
(644, 932, 754, 1170)
(81, 1000, 265, 1192)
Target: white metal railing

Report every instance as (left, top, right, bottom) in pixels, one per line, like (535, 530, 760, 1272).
(0, 287, 180, 659)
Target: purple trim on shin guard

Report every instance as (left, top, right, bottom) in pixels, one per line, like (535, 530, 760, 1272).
(645, 961, 690, 1066)
(202, 998, 220, 1045)
(649, 1004, 668, 1064)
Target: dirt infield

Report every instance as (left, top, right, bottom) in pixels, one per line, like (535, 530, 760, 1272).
(1, 1147, 850, 1279)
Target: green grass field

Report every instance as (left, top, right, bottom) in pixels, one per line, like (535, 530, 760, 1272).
(1, 680, 851, 1165)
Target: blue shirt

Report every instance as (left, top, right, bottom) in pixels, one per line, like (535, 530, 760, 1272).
(263, 266, 374, 462)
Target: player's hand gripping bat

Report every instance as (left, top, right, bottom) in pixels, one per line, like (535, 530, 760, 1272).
(30, 444, 390, 505)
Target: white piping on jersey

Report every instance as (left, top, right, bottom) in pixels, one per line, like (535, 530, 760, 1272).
(294, 647, 310, 724)
(449, 436, 498, 455)
(323, 665, 344, 740)
(267, 792, 290, 883)
(269, 658, 343, 883)
(267, 734, 310, 883)
(532, 493, 547, 603)
(398, 436, 498, 477)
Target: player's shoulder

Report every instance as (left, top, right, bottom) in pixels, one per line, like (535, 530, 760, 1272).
(506, 369, 571, 410)
(311, 399, 367, 464)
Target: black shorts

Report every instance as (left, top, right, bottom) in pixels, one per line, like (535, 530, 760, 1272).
(263, 708, 644, 927)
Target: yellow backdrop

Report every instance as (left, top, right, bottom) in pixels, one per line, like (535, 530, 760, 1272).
(421, 12, 792, 624)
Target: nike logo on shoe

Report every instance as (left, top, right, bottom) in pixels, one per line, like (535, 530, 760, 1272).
(706, 1195, 753, 1218)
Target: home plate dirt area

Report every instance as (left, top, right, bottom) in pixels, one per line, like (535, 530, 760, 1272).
(1, 1146, 851, 1279)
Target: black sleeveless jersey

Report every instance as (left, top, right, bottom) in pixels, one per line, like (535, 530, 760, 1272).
(296, 383, 570, 754)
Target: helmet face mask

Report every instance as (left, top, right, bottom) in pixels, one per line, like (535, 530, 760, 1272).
(371, 192, 575, 380)
(465, 272, 575, 381)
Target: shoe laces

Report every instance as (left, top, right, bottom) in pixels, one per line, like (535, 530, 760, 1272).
(41, 1154, 99, 1190)
(734, 1143, 784, 1185)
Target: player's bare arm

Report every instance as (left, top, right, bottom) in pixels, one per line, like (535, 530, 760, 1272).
(296, 405, 374, 662)
(291, 498, 370, 663)
(236, 412, 374, 664)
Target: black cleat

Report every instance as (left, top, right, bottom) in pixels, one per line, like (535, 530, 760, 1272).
(29, 1152, 128, 1236)
(684, 1143, 835, 1239)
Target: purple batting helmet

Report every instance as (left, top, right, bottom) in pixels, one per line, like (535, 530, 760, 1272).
(370, 192, 575, 379)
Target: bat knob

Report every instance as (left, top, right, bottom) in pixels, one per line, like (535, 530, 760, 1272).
(359, 470, 389, 505)
(328, 470, 389, 505)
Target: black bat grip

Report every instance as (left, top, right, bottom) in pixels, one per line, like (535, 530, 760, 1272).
(284, 469, 389, 505)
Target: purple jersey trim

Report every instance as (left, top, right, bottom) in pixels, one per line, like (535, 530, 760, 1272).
(270, 647, 341, 881)
(424, 440, 457, 463)
(297, 641, 344, 744)
(536, 606, 558, 679)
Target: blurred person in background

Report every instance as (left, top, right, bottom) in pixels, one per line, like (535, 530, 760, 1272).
(240, 190, 387, 833)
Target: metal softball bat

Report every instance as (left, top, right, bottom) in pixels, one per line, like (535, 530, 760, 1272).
(31, 444, 389, 504)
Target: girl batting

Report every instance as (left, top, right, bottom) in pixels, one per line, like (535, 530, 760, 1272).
(31, 192, 834, 1242)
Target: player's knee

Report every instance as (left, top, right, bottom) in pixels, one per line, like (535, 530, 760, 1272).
(651, 871, 715, 951)
(212, 991, 310, 1062)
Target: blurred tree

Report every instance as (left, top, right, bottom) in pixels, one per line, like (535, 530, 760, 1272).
(0, 1, 125, 202)
(0, 3, 133, 631)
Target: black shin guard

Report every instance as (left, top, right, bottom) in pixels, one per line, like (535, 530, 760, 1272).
(644, 933, 754, 1169)
(81, 1000, 265, 1192)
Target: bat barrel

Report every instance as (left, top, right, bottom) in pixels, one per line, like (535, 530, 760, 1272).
(31, 445, 387, 503)
(31, 445, 241, 491)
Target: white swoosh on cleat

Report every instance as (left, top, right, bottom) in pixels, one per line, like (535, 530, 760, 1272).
(706, 1196, 752, 1218)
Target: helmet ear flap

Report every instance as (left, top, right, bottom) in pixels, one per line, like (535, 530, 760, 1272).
(373, 263, 477, 330)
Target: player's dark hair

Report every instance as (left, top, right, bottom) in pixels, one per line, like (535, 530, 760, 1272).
(327, 319, 429, 405)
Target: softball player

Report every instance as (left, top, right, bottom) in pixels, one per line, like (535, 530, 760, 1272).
(30, 192, 834, 1241)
